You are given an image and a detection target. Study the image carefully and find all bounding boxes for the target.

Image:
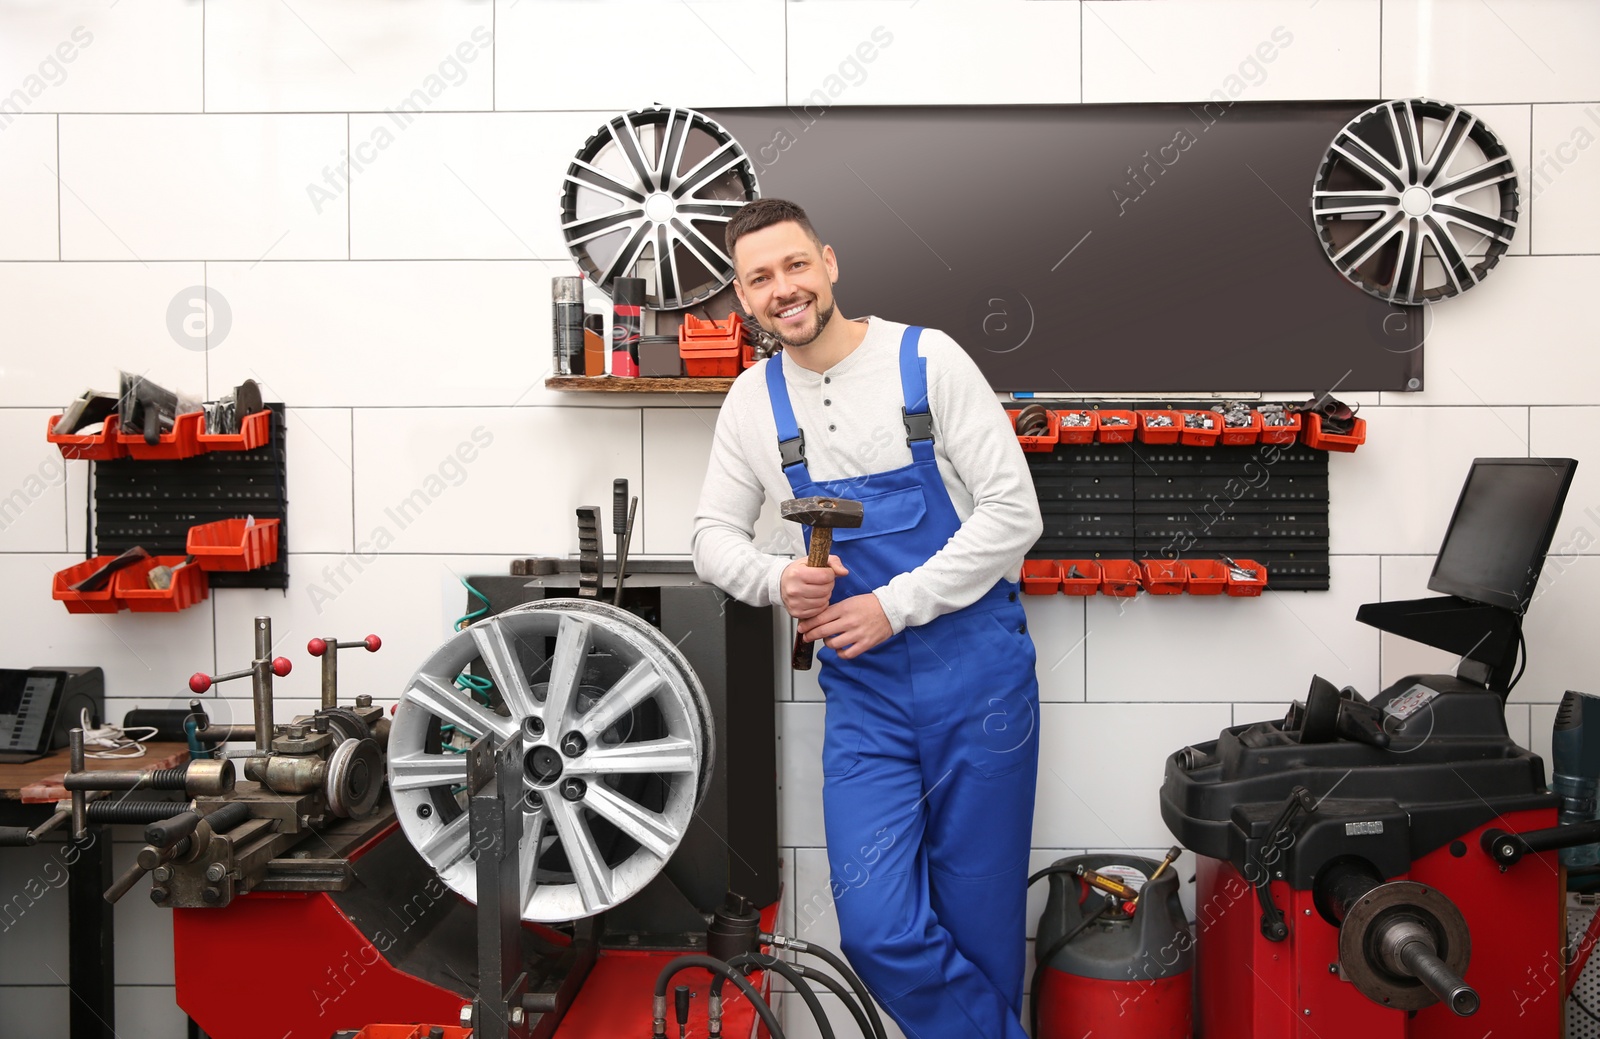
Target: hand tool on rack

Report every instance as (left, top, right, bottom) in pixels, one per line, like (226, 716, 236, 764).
(307, 632, 382, 709)
(613, 478, 639, 606)
(577, 506, 604, 598)
(781, 496, 865, 671)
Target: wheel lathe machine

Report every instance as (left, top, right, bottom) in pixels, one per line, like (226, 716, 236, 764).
(62, 567, 803, 1039)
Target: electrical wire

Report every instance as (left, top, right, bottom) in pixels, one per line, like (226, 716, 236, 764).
(1028, 878, 1114, 1039)
(1508, 629, 1528, 692)
(80, 707, 158, 759)
(1572, 985, 1600, 1025)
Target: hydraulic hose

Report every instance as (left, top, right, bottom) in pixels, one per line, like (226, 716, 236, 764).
(763, 931, 888, 1039)
(727, 952, 836, 1039)
(789, 961, 875, 1039)
(652, 954, 783, 1039)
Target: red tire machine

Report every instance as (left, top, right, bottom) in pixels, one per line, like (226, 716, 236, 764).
(1162, 457, 1590, 1037)
(72, 565, 785, 1039)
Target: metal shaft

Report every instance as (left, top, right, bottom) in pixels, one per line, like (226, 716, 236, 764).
(253, 615, 275, 748)
(1384, 923, 1480, 1016)
(69, 728, 86, 838)
(320, 635, 338, 709)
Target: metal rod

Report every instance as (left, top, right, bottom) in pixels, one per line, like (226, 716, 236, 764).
(252, 615, 275, 749)
(320, 635, 338, 709)
(69, 728, 86, 839)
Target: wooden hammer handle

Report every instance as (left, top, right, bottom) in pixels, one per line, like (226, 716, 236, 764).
(792, 528, 835, 670)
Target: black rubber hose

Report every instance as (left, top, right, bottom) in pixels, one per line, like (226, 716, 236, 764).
(790, 962, 875, 1039)
(1030, 892, 1112, 1039)
(764, 934, 887, 1039)
(727, 952, 835, 1039)
(653, 954, 784, 1039)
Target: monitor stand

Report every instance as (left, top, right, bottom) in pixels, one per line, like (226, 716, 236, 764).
(1356, 596, 1523, 696)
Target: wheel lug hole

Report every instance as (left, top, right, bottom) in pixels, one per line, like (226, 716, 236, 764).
(561, 732, 587, 758)
(525, 791, 543, 809)
(561, 778, 587, 802)
(524, 717, 545, 738)
(417, 803, 433, 819)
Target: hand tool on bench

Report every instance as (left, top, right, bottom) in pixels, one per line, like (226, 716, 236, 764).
(612, 478, 638, 607)
(781, 496, 864, 671)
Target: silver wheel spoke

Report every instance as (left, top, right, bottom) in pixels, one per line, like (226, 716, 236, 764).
(418, 812, 473, 871)
(1423, 109, 1475, 187)
(1333, 135, 1404, 191)
(660, 107, 693, 193)
(1423, 216, 1476, 292)
(1434, 203, 1515, 244)
(674, 143, 745, 200)
(565, 159, 645, 206)
(471, 623, 538, 720)
(546, 797, 613, 914)
(389, 751, 469, 791)
(582, 783, 678, 860)
(561, 209, 646, 247)
(572, 736, 697, 777)
(408, 673, 515, 741)
(544, 614, 592, 732)
(576, 660, 663, 741)
(608, 114, 658, 193)
(1333, 211, 1405, 269)
(675, 220, 735, 279)
(600, 221, 654, 286)
(1311, 191, 1400, 218)
(1433, 155, 1515, 197)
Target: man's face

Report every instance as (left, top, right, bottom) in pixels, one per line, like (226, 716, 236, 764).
(731, 220, 839, 349)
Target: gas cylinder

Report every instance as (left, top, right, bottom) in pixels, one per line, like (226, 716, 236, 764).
(1034, 853, 1193, 1039)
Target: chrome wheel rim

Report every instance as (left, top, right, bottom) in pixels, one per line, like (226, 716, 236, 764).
(389, 599, 713, 921)
(1312, 99, 1518, 305)
(561, 106, 759, 309)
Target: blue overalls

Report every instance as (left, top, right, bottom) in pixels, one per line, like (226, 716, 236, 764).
(766, 326, 1041, 1039)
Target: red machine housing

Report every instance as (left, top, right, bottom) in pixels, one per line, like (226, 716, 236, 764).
(1193, 809, 1562, 1038)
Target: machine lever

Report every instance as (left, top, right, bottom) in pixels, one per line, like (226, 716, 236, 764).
(1254, 786, 1316, 942)
(1482, 818, 1600, 868)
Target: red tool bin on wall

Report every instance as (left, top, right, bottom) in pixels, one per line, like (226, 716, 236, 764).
(47, 413, 127, 461)
(186, 518, 281, 572)
(113, 557, 209, 612)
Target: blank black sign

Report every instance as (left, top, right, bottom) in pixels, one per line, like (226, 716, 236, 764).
(706, 102, 1423, 393)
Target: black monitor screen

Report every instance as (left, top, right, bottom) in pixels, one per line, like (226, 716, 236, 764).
(1428, 458, 1578, 613)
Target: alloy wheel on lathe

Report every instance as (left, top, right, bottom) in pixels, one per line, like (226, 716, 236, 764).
(389, 599, 714, 922)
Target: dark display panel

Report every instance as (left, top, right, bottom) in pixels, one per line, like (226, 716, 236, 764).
(1429, 458, 1577, 613)
(705, 102, 1423, 392)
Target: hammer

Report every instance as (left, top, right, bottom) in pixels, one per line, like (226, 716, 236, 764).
(781, 496, 865, 670)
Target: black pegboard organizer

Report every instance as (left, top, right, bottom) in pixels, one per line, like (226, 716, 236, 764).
(91, 404, 288, 590)
(1024, 402, 1331, 591)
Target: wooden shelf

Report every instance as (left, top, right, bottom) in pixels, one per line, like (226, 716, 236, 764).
(545, 376, 736, 394)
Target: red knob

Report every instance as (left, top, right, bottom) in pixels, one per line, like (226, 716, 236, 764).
(271, 657, 293, 677)
(307, 638, 328, 657)
(189, 673, 212, 694)
(363, 634, 382, 653)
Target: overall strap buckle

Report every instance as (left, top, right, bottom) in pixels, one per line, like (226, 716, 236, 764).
(779, 432, 807, 469)
(902, 407, 934, 447)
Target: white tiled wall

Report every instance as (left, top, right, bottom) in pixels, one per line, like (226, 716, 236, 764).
(4, 2, 1598, 1035)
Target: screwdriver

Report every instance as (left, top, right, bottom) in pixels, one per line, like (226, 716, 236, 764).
(613, 478, 638, 606)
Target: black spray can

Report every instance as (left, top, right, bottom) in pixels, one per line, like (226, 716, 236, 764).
(552, 276, 584, 375)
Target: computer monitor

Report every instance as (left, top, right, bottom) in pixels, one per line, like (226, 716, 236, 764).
(1427, 458, 1578, 614)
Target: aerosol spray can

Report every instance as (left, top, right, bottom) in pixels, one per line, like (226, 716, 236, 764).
(610, 277, 645, 379)
(552, 276, 584, 376)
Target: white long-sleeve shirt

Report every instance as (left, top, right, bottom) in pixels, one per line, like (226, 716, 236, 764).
(691, 316, 1044, 635)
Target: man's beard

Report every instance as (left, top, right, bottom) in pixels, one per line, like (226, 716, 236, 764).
(767, 295, 836, 349)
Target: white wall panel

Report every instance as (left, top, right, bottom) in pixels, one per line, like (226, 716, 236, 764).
(0, 115, 59, 260)
(1529, 103, 1600, 255)
(0, 0, 199, 113)
(0, 409, 69, 553)
(1383, 0, 1600, 104)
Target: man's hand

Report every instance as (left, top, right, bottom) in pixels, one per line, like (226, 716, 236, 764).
(781, 555, 848, 620)
(798, 593, 892, 660)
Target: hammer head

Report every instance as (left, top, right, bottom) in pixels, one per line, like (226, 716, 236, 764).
(781, 496, 864, 529)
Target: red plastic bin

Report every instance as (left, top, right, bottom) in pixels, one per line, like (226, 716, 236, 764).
(1219, 410, 1263, 446)
(116, 410, 204, 461)
(197, 410, 271, 453)
(112, 556, 209, 613)
(1099, 560, 1142, 597)
(1258, 411, 1303, 445)
(1226, 559, 1269, 596)
(1095, 410, 1137, 444)
(1141, 559, 1186, 595)
(1177, 411, 1222, 447)
(1135, 411, 1180, 445)
(52, 556, 125, 614)
(679, 313, 744, 377)
(47, 413, 127, 461)
(1007, 409, 1061, 453)
(1059, 560, 1101, 596)
(1021, 559, 1062, 595)
(1054, 410, 1098, 445)
(1301, 413, 1367, 453)
(1183, 559, 1229, 595)
(187, 518, 280, 572)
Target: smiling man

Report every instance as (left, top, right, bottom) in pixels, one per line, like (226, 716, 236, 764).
(691, 198, 1044, 1038)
